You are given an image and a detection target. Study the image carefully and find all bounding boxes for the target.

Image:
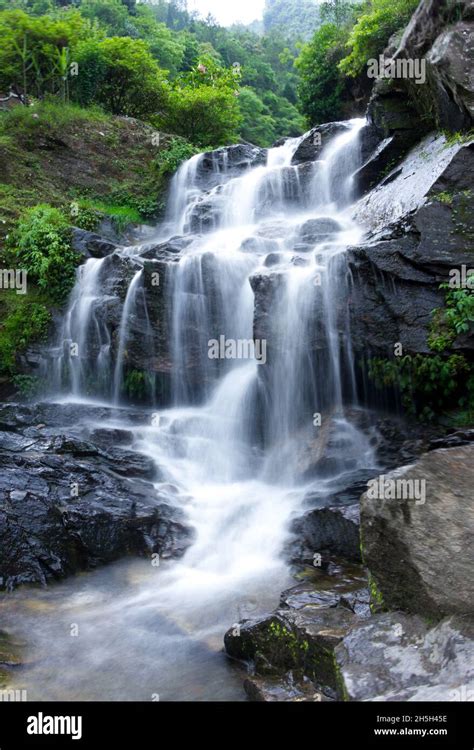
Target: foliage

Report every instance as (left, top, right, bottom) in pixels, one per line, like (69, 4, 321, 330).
(123, 369, 152, 401)
(0, 295, 51, 374)
(0, 7, 86, 100)
(238, 87, 277, 146)
(12, 373, 43, 399)
(296, 22, 350, 124)
(71, 36, 169, 118)
(155, 59, 242, 147)
(368, 354, 472, 421)
(7, 204, 78, 303)
(263, 0, 321, 41)
(339, 0, 419, 78)
(429, 282, 474, 352)
(152, 137, 198, 178)
(78, 0, 129, 36)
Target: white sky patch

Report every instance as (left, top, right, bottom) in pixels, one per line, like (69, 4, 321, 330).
(188, 0, 266, 26)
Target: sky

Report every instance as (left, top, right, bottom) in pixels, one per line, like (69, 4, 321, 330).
(188, 0, 266, 26)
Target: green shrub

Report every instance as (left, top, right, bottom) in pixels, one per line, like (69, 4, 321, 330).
(296, 23, 350, 124)
(339, 0, 419, 78)
(12, 373, 43, 399)
(368, 354, 472, 421)
(7, 204, 78, 303)
(429, 283, 474, 352)
(0, 298, 51, 374)
(152, 138, 198, 179)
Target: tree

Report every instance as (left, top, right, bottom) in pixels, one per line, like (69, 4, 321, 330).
(263, 0, 321, 41)
(79, 0, 129, 36)
(238, 87, 277, 146)
(72, 36, 169, 118)
(133, 4, 185, 73)
(339, 0, 419, 77)
(0, 8, 85, 100)
(155, 60, 242, 147)
(296, 22, 349, 124)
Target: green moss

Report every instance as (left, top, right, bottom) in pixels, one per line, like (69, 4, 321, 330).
(368, 573, 385, 614)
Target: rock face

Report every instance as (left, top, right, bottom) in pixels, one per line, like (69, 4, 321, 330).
(360, 445, 474, 618)
(0, 403, 193, 590)
(335, 612, 474, 701)
(349, 137, 474, 356)
(394, 0, 474, 130)
(356, 0, 473, 193)
(291, 122, 350, 165)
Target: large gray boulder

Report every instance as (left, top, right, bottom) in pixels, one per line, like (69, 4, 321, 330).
(360, 444, 474, 618)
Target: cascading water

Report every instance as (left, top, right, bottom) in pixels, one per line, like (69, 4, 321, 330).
(4, 119, 378, 701)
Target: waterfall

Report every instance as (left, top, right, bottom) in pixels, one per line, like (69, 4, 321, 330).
(113, 269, 143, 403)
(53, 257, 110, 397)
(16, 119, 379, 701)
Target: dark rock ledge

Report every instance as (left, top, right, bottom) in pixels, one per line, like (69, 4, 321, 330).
(0, 403, 194, 591)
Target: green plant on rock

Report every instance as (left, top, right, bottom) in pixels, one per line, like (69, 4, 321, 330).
(123, 369, 152, 401)
(7, 204, 78, 303)
(0, 298, 51, 374)
(368, 353, 471, 421)
(429, 282, 474, 352)
(12, 373, 43, 399)
(152, 138, 198, 180)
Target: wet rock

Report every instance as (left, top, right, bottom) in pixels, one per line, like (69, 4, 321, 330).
(335, 612, 474, 701)
(198, 143, 267, 183)
(240, 236, 279, 255)
(395, 0, 474, 131)
(299, 218, 342, 243)
(71, 228, 118, 259)
(140, 236, 194, 261)
(288, 504, 361, 564)
(225, 563, 369, 695)
(360, 445, 474, 618)
(349, 139, 474, 357)
(0, 408, 193, 590)
(244, 675, 327, 702)
(225, 607, 356, 692)
(292, 123, 350, 165)
(263, 253, 283, 267)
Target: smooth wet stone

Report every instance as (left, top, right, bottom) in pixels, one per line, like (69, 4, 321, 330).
(335, 612, 474, 701)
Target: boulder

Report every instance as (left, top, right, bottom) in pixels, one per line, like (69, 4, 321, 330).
(291, 123, 350, 165)
(335, 612, 474, 701)
(225, 562, 369, 696)
(360, 445, 474, 618)
(71, 228, 118, 259)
